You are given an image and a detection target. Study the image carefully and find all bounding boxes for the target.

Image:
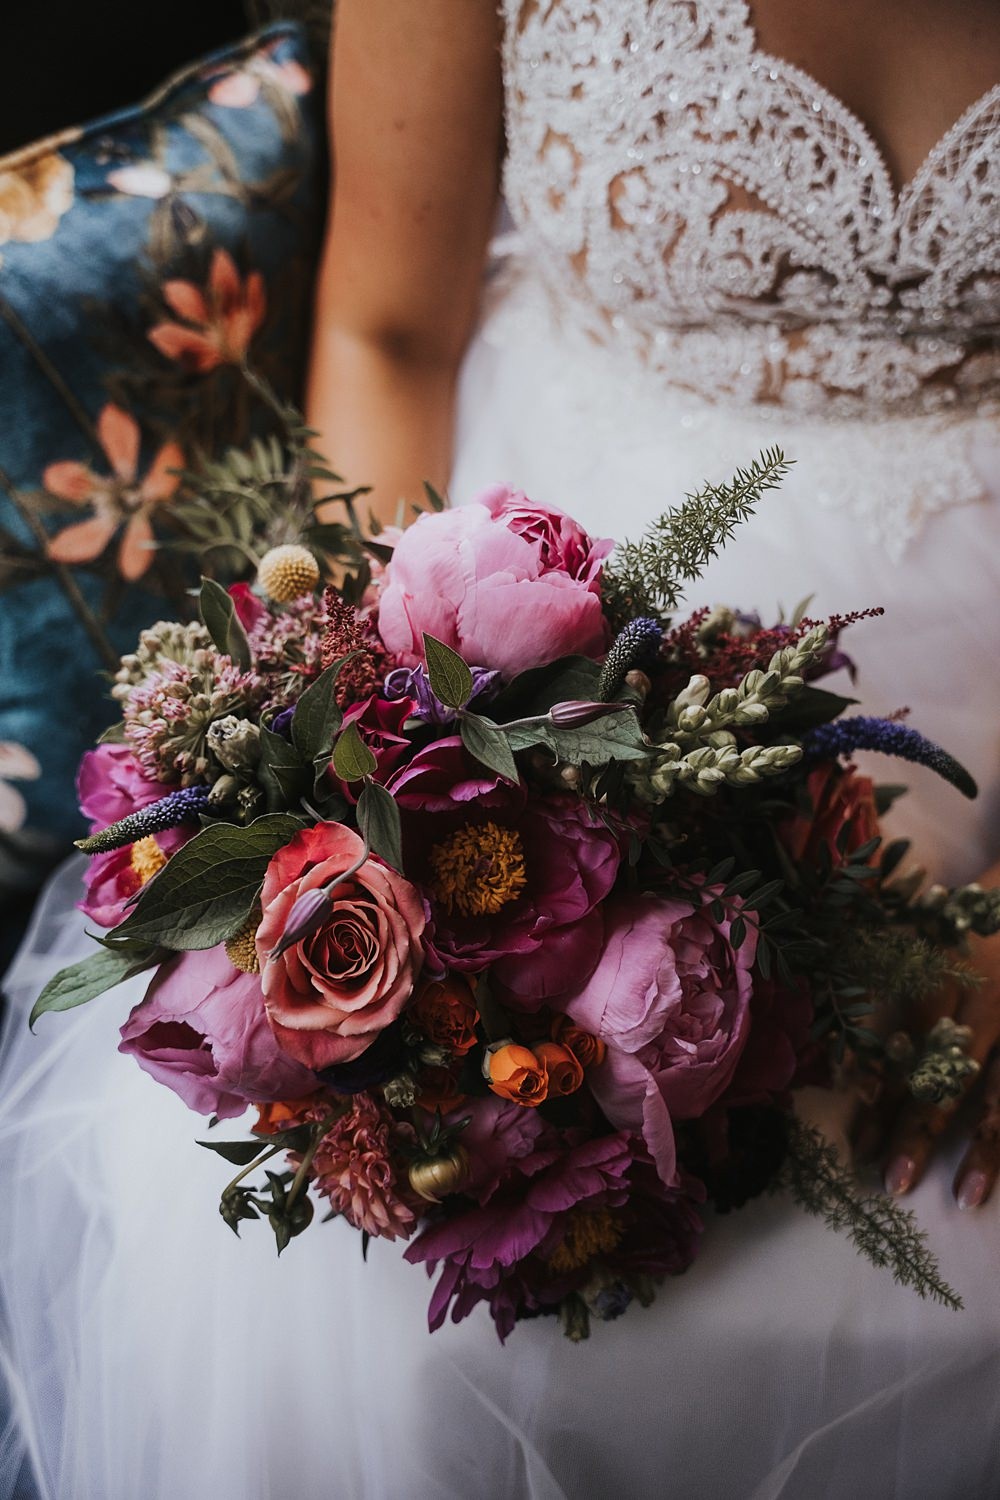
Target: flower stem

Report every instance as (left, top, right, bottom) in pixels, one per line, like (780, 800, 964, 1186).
(285, 1112, 338, 1213)
(222, 1143, 284, 1196)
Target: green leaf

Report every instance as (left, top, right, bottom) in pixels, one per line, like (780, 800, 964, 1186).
(197, 1139, 269, 1166)
(490, 656, 602, 721)
(422, 481, 447, 512)
(105, 814, 303, 950)
(199, 577, 252, 671)
(771, 687, 859, 732)
(504, 708, 648, 766)
(29, 945, 155, 1030)
(333, 722, 378, 782)
(357, 780, 404, 871)
(291, 663, 345, 761)
(97, 720, 127, 745)
(460, 713, 520, 783)
(422, 633, 473, 710)
(258, 726, 309, 812)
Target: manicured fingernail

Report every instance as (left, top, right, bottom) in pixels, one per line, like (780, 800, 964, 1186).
(957, 1170, 989, 1212)
(885, 1155, 916, 1196)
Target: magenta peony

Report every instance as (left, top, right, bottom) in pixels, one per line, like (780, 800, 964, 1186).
(256, 823, 426, 1070)
(386, 739, 620, 978)
(77, 743, 170, 827)
(559, 894, 757, 1186)
(119, 945, 315, 1118)
(375, 491, 610, 679)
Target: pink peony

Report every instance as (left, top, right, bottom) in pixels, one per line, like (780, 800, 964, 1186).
(256, 823, 426, 1070)
(77, 743, 170, 827)
(310, 1091, 422, 1241)
(376, 492, 611, 679)
(119, 945, 315, 1118)
(560, 894, 757, 1186)
(77, 745, 192, 927)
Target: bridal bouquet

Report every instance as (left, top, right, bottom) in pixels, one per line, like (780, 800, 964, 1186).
(36, 445, 999, 1340)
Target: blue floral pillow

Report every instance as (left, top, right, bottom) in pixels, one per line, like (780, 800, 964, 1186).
(0, 22, 322, 897)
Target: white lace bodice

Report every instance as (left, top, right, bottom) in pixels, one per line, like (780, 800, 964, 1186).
(501, 0, 1000, 418)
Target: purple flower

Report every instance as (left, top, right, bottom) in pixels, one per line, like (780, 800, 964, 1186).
(119, 945, 315, 1118)
(384, 664, 500, 726)
(386, 739, 621, 979)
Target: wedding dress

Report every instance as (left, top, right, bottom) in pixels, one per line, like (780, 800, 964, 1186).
(2, 4, 999, 1497)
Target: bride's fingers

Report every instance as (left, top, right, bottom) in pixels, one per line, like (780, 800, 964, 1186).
(953, 1051, 1000, 1210)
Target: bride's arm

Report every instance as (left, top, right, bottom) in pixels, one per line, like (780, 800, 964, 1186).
(306, 0, 504, 528)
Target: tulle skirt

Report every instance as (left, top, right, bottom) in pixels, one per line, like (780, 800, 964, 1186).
(2, 258, 1000, 1499)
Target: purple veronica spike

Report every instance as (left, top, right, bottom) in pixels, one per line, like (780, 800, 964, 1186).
(598, 617, 662, 699)
(802, 717, 977, 799)
(74, 784, 213, 854)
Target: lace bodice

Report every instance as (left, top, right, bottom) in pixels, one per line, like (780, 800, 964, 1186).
(501, 0, 1000, 417)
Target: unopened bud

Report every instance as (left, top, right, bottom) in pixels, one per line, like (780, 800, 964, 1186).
(548, 700, 631, 728)
(268, 886, 332, 961)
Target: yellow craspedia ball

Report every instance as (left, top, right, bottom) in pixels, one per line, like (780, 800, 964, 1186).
(256, 544, 320, 603)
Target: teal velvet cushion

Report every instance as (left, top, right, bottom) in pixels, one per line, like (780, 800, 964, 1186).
(0, 22, 322, 895)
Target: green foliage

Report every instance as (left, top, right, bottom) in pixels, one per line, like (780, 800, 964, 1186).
(460, 714, 520, 784)
(603, 449, 791, 620)
(198, 577, 252, 670)
(333, 722, 378, 782)
(105, 814, 304, 950)
(779, 1120, 962, 1309)
(491, 656, 603, 721)
(504, 709, 649, 766)
(290, 661, 346, 761)
(423, 633, 473, 710)
(258, 726, 310, 811)
(30, 946, 157, 1029)
(357, 780, 403, 872)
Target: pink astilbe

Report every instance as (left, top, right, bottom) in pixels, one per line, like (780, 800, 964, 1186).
(311, 1092, 422, 1242)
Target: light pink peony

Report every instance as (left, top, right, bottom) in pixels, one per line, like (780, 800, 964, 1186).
(310, 1091, 422, 1241)
(559, 894, 757, 1187)
(376, 491, 611, 679)
(119, 945, 315, 1118)
(256, 823, 426, 1069)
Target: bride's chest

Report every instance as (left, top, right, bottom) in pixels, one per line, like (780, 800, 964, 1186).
(500, 0, 999, 336)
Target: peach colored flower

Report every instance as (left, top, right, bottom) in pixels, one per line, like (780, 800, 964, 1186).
(0, 153, 73, 246)
(487, 1043, 549, 1107)
(148, 248, 266, 373)
(0, 742, 41, 833)
(45, 405, 183, 580)
(208, 52, 312, 109)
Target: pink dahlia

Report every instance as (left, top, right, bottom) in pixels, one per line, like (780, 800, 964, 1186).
(311, 1091, 421, 1241)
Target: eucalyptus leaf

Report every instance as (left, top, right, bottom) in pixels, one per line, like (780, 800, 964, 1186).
(423, 633, 473, 710)
(460, 714, 520, 783)
(199, 577, 252, 671)
(357, 780, 403, 871)
(333, 722, 378, 782)
(29, 945, 156, 1030)
(105, 814, 303, 950)
(291, 663, 346, 761)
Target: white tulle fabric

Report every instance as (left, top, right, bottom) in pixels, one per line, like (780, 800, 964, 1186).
(2, 3, 1000, 1497)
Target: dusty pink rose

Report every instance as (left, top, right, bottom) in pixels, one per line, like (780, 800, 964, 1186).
(256, 823, 426, 1069)
(119, 946, 315, 1118)
(376, 493, 611, 679)
(560, 894, 757, 1186)
(310, 1091, 422, 1241)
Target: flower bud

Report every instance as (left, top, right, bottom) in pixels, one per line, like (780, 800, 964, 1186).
(548, 700, 631, 728)
(408, 1145, 470, 1204)
(206, 715, 262, 771)
(532, 1041, 584, 1096)
(484, 1040, 549, 1107)
(673, 674, 711, 710)
(268, 885, 332, 961)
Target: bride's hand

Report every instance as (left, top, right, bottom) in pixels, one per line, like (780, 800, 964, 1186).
(880, 920, 1000, 1209)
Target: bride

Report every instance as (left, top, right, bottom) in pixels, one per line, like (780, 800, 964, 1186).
(2, 2, 999, 1496)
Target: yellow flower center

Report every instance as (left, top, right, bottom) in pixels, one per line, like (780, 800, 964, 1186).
(428, 821, 527, 918)
(225, 916, 262, 975)
(130, 835, 167, 885)
(547, 1208, 622, 1274)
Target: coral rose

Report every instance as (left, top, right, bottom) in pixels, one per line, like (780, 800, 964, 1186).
(375, 492, 610, 679)
(256, 823, 426, 1070)
(532, 1041, 584, 1096)
(119, 945, 315, 1118)
(560, 894, 756, 1186)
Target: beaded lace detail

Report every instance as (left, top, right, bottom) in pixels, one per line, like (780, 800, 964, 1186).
(501, 0, 1000, 418)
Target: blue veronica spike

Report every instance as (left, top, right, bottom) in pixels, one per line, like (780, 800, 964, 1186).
(802, 717, 977, 799)
(75, 784, 213, 854)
